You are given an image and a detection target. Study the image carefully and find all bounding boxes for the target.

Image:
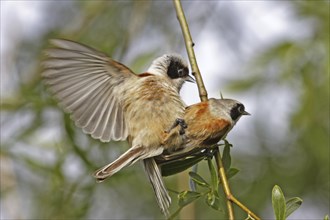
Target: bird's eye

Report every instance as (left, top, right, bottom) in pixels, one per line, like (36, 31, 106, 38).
(238, 104, 245, 113)
(178, 68, 183, 76)
(167, 58, 188, 79)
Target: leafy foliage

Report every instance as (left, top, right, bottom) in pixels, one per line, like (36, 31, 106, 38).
(1, 1, 328, 219)
(272, 185, 303, 220)
(169, 141, 243, 219)
(169, 168, 223, 220)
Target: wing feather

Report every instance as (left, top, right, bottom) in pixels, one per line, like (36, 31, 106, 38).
(83, 85, 114, 135)
(92, 95, 117, 140)
(114, 104, 127, 140)
(42, 39, 135, 142)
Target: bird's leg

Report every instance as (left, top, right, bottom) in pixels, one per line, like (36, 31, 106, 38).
(162, 118, 187, 147)
(166, 118, 187, 135)
(202, 147, 217, 159)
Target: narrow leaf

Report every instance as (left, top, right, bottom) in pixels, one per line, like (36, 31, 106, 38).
(189, 172, 210, 188)
(167, 206, 183, 220)
(224, 139, 233, 148)
(205, 191, 223, 211)
(222, 142, 231, 171)
(207, 158, 218, 193)
(272, 185, 286, 220)
(285, 197, 303, 218)
(206, 191, 216, 206)
(226, 168, 240, 179)
(178, 190, 202, 207)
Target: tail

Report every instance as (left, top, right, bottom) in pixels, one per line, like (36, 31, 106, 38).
(143, 158, 171, 216)
(94, 145, 146, 182)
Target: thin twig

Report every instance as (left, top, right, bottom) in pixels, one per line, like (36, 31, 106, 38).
(173, 0, 234, 218)
(215, 149, 261, 220)
(172, 2, 204, 219)
(173, 0, 208, 102)
(173, 1, 260, 219)
(229, 195, 261, 220)
(214, 149, 235, 220)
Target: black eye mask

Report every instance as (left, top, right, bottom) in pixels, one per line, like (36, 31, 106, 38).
(167, 60, 188, 79)
(230, 103, 245, 121)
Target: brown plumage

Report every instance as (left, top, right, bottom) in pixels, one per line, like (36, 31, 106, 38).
(41, 39, 194, 216)
(157, 98, 250, 169)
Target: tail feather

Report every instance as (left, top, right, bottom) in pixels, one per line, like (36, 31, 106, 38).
(143, 158, 171, 216)
(94, 146, 145, 182)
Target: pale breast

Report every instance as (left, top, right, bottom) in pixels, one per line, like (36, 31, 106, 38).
(121, 75, 185, 149)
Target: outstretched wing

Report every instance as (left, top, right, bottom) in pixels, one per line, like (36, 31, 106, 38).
(42, 39, 135, 142)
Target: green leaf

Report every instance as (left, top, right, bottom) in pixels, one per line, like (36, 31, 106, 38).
(206, 191, 215, 206)
(205, 191, 222, 211)
(222, 142, 231, 171)
(189, 172, 210, 188)
(226, 168, 240, 179)
(224, 139, 233, 148)
(178, 191, 202, 207)
(285, 197, 303, 218)
(272, 185, 286, 220)
(207, 158, 218, 193)
(167, 207, 183, 220)
(324, 215, 329, 220)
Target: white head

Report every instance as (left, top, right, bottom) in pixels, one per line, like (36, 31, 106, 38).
(210, 98, 250, 123)
(147, 54, 194, 90)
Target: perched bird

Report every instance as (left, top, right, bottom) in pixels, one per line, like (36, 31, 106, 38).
(41, 39, 194, 216)
(156, 98, 250, 175)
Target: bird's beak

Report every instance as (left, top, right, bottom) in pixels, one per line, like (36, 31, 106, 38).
(185, 75, 195, 83)
(242, 111, 251, 116)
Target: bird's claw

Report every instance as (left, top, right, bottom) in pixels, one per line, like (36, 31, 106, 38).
(166, 118, 187, 135)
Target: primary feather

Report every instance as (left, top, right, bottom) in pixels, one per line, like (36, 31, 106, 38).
(42, 39, 133, 142)
(42, 39, 190, 216)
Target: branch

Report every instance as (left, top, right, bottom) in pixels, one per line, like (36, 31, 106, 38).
(230, 195, 261, 220)
(214, 150, 235, 220)
(173, 0, 208, 102)
(173, 0, 234, 219)
(173, 1, 261, 220)
(215, 149, 261, 220)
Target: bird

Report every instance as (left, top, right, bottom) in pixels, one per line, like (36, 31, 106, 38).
(41, 39, 194, 216)
(155, 98, 250, 175)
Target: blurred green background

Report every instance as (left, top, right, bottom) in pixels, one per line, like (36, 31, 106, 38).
(1, 1, 329, 219)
